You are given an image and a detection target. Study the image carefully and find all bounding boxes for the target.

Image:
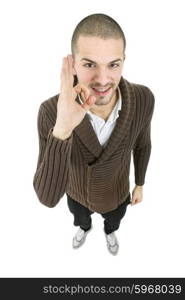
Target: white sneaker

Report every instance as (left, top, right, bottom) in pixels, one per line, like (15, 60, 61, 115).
(72, 226, 92, 249)
(105, 231, 119, 255)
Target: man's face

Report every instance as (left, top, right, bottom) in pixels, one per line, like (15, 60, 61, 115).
(73, 36, 125, 106)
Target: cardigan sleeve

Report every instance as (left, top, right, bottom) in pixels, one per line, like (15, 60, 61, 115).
(33, 104, 73, 207)
(133, 88, 155, 186)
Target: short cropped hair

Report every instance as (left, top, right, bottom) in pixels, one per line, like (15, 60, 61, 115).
(71, 13, 126, 55)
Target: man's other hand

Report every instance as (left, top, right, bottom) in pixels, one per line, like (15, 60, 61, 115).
(131, 185, 143, 206)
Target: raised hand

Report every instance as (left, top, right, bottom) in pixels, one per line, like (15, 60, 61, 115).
(53, 55, 96, 140)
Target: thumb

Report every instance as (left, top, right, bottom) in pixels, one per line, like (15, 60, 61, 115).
(81, 95, 96, 111)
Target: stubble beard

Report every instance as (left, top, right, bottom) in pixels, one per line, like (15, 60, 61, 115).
(93, 88, 117, 106)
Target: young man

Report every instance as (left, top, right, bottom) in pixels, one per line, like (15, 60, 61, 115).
(33, 14, 155, 255)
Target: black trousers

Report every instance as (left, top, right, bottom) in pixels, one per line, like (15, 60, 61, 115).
(67, 193, 131, 234)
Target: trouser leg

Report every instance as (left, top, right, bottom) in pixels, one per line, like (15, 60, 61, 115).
(101, 193, 131, 234)
(67, 194, 94, 231)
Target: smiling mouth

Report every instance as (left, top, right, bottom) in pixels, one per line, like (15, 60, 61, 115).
(92, 87, 111, 96)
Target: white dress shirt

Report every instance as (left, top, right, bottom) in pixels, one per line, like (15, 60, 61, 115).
(86, 87, 122, 148)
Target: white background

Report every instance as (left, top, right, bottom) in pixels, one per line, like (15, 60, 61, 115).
(0, 0, 184, 277)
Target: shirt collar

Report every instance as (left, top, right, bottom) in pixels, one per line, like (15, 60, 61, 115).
(87, 86, 122, 123)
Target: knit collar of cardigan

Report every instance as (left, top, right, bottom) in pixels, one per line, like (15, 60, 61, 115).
(74, 76, 136, 165)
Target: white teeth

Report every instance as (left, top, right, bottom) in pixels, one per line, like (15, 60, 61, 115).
(93, 87, 109, 92)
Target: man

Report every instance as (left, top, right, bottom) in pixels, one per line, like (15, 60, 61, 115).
(33, 14, 155, 255)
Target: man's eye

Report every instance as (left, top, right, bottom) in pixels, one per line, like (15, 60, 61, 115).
(83, 63, 95, 68)
(109, 63, 120, 68)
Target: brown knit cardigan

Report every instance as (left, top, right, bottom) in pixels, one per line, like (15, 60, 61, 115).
(33, 76, 155, 213)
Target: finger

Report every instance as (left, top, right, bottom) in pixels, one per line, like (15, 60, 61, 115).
(82, 88, 89, 101)
(74, 83, 90, 101)
(74, 85, 83, 103)
(60, 57, 68, 90)
(81, 91, 86, 102)
(81, 84, 90, 100)
(74, 85, 84, 104)
(134, 198, 141, 205)
(67, 54, 73, 72)
(74, 84, 81, 94)
(81, 95, 96, 111)
(62, 56, 71, 80)
(65, 55, 72, 83)
(67, 54, 74, 84)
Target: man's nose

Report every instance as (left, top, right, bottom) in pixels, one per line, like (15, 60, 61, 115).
(93, 68, 109, 86)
